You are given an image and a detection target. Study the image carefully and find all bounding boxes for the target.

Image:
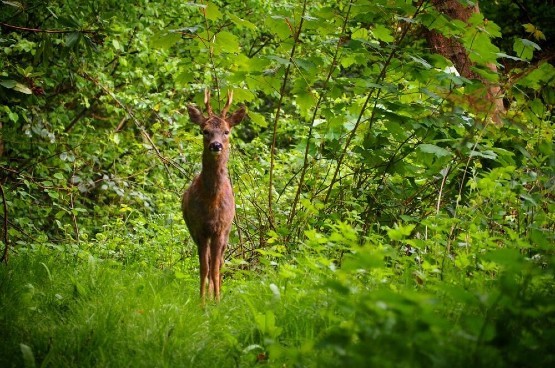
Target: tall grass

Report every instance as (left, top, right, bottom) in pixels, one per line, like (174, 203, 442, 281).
(0, 248, 330, 367)
(1, 233, 554, 367)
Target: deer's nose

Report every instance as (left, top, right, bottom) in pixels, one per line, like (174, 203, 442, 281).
(209, 142, 223, 152)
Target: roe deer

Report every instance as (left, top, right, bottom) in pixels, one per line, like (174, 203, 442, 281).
(182, 89, 246, 303)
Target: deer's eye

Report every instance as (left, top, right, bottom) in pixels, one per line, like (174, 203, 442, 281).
(224, 130, 230, 135)
(202, 129, 209, 136)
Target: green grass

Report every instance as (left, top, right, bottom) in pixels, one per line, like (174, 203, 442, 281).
(1, 242, 554, 368)
(0, 250, 330, 368)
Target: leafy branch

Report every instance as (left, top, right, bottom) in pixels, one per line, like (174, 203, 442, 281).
(323, 2, 428, 205)
(267, 0, 308, 229)
(287, 0, 354, 228)
(80, 73, 186, 179)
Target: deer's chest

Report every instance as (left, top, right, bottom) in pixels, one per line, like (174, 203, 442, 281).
(184, 177, 235, 232)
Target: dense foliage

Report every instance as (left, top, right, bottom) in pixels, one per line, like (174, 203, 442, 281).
(1, 0, 554, 367)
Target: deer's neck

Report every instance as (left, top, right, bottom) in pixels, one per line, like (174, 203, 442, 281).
(200, 151, 230, 194)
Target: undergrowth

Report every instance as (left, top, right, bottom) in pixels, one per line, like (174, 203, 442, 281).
(1, 224, 553, 368)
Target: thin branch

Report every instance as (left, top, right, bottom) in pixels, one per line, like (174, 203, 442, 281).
(268, 0, 308, 228)
(80, 73, 185, 177)
(324, 2, 427, 204)
(0, 22, 99, 34)
(287, 0, 354, 227)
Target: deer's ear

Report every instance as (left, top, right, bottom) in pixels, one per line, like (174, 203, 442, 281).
(228, 106, 246, 127)
(187, 105, 205, 125)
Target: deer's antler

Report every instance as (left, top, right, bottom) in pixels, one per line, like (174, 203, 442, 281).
(204, 88, 213, 116)
(221, 90, 233, 118)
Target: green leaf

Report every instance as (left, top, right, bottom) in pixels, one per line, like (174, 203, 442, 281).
(523, 23, 536, 34)
(516, 62, 555, 90)
(20, 343, 36, 368)
(174, 271, 187, 279)
(470, 149, 497, 160)
(266, 55, 291, 66)
(265, 16, 292, 40)
(351, 28, 368, 41)
(419, 144, 452, 157)
(47, 191, 59, 199)
(13, 82, 32, 94)
(174, 70, 195, 86)
(254, 310, 282, 338)
(513, 38, 541, 61)
(529, 98, 545, 117)
(151, 31, 181, 50)
(204, 2, 222, 21)
(213, 31, 239, 53)
(0, 79, 32, 94)
(483, 248, 524, 271)
(372, 24, 394, 43)
(8, 110, 19, 122)
(530, 228, 550, 248)
(465, 31, 500, 64)
(65, 32, 80, 47)
(520, 193, 538, 207)
(295, 90, 316, 118)
(408, 55, 432, 69)
(231, 88, 255, 103)
(0, 80, 17, 89)
(228, 13, 257, 31)
(248, 111, 267, 128)
(387, 224, 415, 241)
(2, 1, 24, 9)
(496, 52, 523, 62)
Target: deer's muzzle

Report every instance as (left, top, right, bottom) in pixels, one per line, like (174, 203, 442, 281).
(209, 142, 223, 153)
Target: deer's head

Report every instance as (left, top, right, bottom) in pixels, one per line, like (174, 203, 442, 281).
(187, 89, 246, 156)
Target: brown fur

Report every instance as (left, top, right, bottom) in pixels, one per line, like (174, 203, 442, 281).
(182, 92, 245, 303)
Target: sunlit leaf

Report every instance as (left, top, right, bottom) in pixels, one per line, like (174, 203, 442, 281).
(387, 223, 415, 241)
(2, 1, 24, 9)
(372, 24, 394, 43)
(228, 13, 257, 31)
(20, 344, 36, 368)
(523, 23, 536, 34)
(13, 82, 33, 94)
(214, 31, 240, 53)
(203, 2, 222, 21)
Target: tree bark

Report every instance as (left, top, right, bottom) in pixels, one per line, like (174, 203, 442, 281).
(426, 0, 505, 123)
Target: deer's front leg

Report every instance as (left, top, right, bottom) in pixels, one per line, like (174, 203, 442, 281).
(198, 242, 210, 304)
(210, 236, 227, 302)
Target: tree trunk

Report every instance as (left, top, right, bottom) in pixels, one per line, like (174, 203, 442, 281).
(426, 0, 505, 123)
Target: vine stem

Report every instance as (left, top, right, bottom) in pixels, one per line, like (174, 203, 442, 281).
(0, 182, 9, 264)
(268, 0, 308, 229)
(287, 0, 354, 227)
